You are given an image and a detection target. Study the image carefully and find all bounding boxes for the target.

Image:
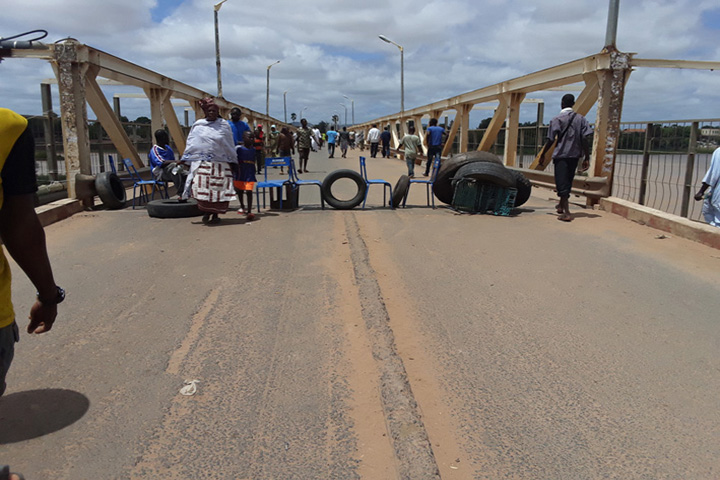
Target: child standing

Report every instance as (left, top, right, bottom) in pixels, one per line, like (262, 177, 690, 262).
(234, 131, 257, 221)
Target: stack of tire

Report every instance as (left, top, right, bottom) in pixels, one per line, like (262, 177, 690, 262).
(431, 151, 532, 208)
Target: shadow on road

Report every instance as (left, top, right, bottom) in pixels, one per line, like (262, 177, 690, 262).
(0, 389, 90, 444)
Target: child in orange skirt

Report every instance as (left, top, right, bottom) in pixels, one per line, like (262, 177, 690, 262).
(234, 131, 257, 220)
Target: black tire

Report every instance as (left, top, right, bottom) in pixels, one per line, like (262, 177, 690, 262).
(452, 161, 515, 188)
(433, 151, 504, 205)
(95, 172, 126, 209)
(391, 175, 410, 208)
(146, 198, 203, 218)
(321, 169, 366, 210)
(511, 171, 533, 207)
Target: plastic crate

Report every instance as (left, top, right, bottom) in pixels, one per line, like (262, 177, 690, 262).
(451, 179, 517, 216)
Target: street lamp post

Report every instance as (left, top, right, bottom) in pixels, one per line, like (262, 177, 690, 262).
(283, 90, 289, 124)
(339, 103, 347, 128)
(378, 34, 404, 127)
(266, 60, 281, 118)
(343, 95, 354, 125)
(214, 0, 228, 98)
(301, 106, 308, 120)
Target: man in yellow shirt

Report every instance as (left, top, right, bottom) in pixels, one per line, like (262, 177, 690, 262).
(0, 108, 63, 398)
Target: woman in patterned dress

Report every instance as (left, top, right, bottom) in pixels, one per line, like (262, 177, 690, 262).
(181, 98, 237, 224)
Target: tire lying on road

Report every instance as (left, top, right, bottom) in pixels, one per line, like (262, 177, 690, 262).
(511, 170, 533, 207)
(433, 151, 505, 205)
(391, 175, 410, 208)
(146, 198, 203, 218)
(95, 172, 126, 209)
(321, 169, 366, 210)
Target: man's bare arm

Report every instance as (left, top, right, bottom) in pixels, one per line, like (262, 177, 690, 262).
(0, 193, 58, 333)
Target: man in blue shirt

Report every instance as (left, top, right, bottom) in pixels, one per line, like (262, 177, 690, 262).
(229, 107, 250, 145)
(326, 127, 338, 158)
(148, 129, 188, 195)
(425, 118, 445, 176)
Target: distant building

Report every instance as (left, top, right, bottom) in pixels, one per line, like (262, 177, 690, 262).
(700, 127, 720, 137)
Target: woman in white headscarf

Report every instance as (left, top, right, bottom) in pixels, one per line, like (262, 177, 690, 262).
(181, 97, 237, 224)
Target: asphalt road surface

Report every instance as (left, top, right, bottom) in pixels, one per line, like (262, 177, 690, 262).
(2, 148, 720, 479)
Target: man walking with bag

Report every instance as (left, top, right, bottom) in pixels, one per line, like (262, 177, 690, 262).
(538, 94, 593, 222)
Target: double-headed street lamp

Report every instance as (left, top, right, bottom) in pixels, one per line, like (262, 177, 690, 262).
(343, 95, 354, 125)
(213, 0, 228, 97)
(266, 60, 281, 118)
(339, 103, 347, 127)
(378, 34, 404, 123)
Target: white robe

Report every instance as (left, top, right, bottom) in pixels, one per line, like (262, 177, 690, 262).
(702, 147, 720, 227)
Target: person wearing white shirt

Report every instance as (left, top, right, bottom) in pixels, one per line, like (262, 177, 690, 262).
(367, 124, 381, 158)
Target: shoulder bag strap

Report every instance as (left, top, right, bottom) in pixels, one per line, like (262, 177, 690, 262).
(556, 112, 577, 142)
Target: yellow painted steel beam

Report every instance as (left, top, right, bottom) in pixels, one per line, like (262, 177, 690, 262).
(630, 58, 720, 70)
(477, 95, 508, 152)
(84, 67, 144, 168)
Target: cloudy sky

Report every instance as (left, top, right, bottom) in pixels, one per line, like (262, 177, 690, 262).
(1, 0, 719, 128)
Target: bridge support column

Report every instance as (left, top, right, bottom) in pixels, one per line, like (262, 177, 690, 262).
(503, 92, 526, 166)
(590, 50, 632, 200)
(459, 104, 472, 154)
(52, 40, 91, 202)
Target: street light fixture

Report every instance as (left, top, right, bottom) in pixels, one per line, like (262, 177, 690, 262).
(301, 106, 308, 120)
(266, 60, 281, 118)
(339, 103, 347, 127)
(343, 95, 354, 125)
(283, 90, 289, 124)
(213, 0, 228, 97)
(378, 34, 404, 128)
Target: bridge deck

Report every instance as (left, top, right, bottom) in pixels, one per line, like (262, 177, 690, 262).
(3, 148, 720, 479)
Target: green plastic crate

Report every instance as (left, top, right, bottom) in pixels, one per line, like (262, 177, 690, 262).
(451, 178, 517, 216)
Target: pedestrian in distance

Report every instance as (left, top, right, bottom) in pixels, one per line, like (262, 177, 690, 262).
(254, 124, 265, 175)
(277, 127, 295, 175)
(267, 124, 280, 158)
(399, 126, 423, 177)
(381, 126, 391, 158)
(367, 124, 381, 158)
(537, 94, 593, 222)
(339, 127, 350, 158)
(296, 118, 313, 173)
(233, 130, 257, 221)
(425, 118, 445, 176)
(694, 145, 720, 227)
(326, 126, 338, 158)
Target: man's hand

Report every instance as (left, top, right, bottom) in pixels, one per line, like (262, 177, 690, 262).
(694, 192, 705, 201)
(27, 300, 57, 334)
(580, 158, 590, 172)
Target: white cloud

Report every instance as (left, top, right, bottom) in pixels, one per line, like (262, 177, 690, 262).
(1, 0, 719, 125)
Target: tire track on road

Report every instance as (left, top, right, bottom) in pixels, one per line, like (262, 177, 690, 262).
(345, 213, 441, 480)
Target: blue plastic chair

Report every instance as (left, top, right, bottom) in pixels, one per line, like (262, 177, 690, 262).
(289, 158, 325, 209)
(403, 156, 441, 208)
(255, 156, 294, 212)
(121, 158, 168, 209)
(359, 156, 393, 209)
